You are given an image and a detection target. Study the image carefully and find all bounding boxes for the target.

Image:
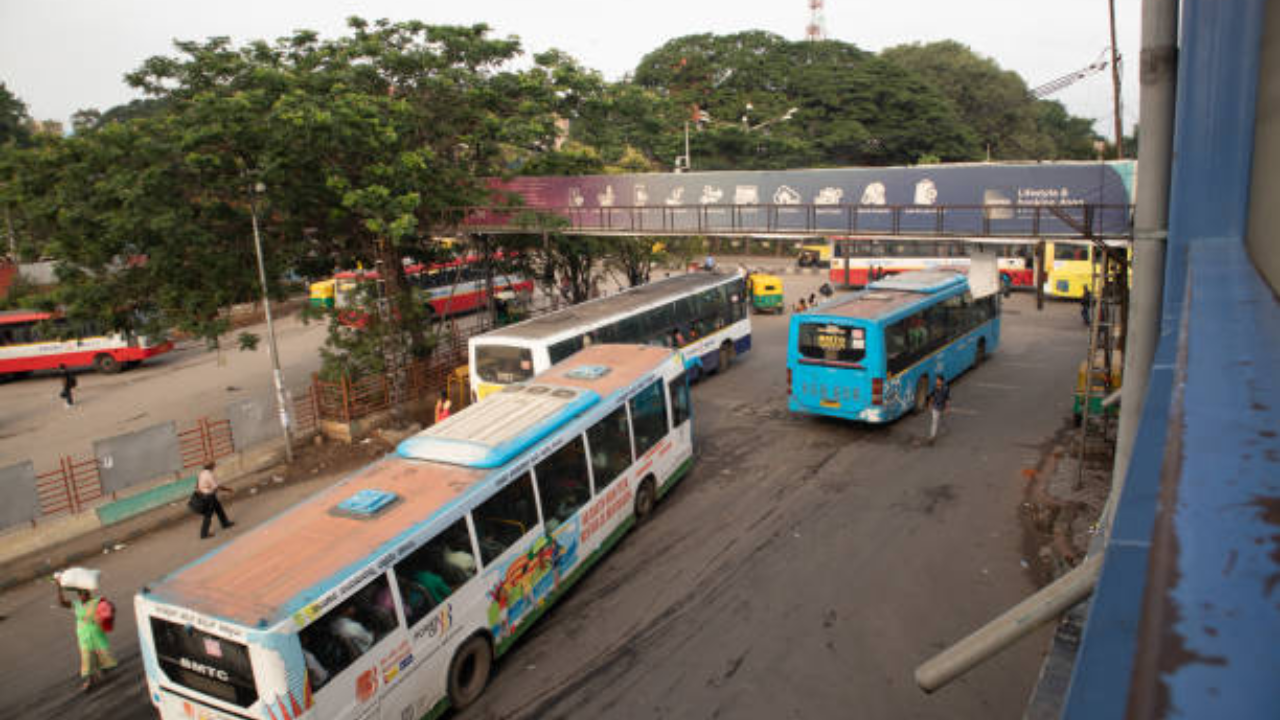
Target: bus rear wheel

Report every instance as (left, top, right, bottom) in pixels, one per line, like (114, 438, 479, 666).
(94, 354, 122, 374)
(914, 375, 930, 414)
(634, 477, 657, 523)
(447, 635, 492, 710)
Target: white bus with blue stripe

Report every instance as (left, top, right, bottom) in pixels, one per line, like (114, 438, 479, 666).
(469, 271, 751, 401)
(134, 344, 694, 720)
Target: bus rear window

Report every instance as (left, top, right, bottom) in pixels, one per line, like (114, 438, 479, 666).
(798, 323, 866, 364)
(475, 345, 534, 384)
(149, 617, 258, 708)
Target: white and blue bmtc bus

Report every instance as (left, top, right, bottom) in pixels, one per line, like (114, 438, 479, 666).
(787, 270, 1000, 423)
(470, 271, 750, 400)
(135, 344, 693, 720)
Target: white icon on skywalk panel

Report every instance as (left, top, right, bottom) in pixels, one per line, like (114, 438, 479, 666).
(665, 187, 686, 205)
(634, 185, 649, 206)
(735, 186, 759, 205)
(773, 185, 801, 205)
(914, 178, 938, 205)
(598, 186, 616, 207)
(815, 187, 843, 205)
(860, 182, 886, 205)
(700, 186, 724, 204)
(569, 188, 585, 207)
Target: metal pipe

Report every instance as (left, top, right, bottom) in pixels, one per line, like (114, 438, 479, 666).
(1106, 0, 1179, 534)
(915, 554, 1104, 693)
(1101, 388, 1123, 408)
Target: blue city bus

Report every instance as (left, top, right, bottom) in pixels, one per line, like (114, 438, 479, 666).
(787, 270, 1000, 423)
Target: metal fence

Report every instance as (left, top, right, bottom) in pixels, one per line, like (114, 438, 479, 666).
(6, 391, 322, 531)
(36, 455, 102, 517)
(311, 319, 483, 424)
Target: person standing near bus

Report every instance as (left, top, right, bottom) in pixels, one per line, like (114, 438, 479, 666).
(927, 375, 950, 442)
(59, 364, 77, 408)
(55, 580, 116, 691)
(196, 462, 235, 539)
(434, 389, 452, 424)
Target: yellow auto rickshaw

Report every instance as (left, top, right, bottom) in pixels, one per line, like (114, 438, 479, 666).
(747, 272, 785, 314)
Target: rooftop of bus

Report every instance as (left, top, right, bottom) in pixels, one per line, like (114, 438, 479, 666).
(800, 271, 968, 322)
(398, 344, 673, 467)
(0, 309, 54, 324)
(142, 343, 672, 629)
(472, 271, 740, 342)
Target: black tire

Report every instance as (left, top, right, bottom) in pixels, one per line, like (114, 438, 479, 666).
(914, 375, 930, 414)
(975, 338, 987, 367)
(94, 354, 121, 374)
(634, 477, 657, 523)
(718, 342, 734, 373)
(447, 635, 493, 711)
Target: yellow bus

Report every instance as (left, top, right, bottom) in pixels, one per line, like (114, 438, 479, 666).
(1042, 242, 1131, 300)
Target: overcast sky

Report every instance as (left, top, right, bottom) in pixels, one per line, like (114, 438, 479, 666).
(0, 0, 1140, 140)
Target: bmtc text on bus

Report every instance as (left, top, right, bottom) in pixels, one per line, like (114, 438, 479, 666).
(468, 271, 751, 401)
(135, 343, 694, 720)
(787, 270, 1000, 423)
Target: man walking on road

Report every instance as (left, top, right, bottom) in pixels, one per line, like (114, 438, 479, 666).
(58, 364, 77, 408)
(928, 375, 950, 442)
(196, 461, 235, 539)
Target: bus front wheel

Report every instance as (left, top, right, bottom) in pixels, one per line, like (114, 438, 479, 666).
(975, 339, 987, 366)
(94, 354, 122, 374)
(634, 477, 657, 523)
(914, 376, 929, 414)
(447, 634, 493, 710)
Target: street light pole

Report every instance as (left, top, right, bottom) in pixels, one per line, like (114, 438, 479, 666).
(684, 121, 691, 172)
(248, 180, 294, 463)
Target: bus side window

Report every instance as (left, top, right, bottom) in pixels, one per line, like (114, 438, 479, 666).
(534, 436, 591, 530)
(393, 518, 476, 629)
(298, 574, 395, 693)
(668, 372, 691, 428)
(587, 405, 633, 491)
(886, 321, 909, 375)
(629, 380, 669, 457)
(549, 336, 584, 364)
(472, 472, 539, 566)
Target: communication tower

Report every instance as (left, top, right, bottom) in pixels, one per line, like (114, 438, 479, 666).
(806, 0, 827, 41)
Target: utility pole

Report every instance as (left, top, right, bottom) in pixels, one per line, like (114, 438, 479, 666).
(248, 181, 294, 463)
(1108, 0, 1125, 158)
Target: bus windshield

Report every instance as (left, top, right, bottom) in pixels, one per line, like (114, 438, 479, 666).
(797, 323, 866, 365)
(474, 344, 534, 384)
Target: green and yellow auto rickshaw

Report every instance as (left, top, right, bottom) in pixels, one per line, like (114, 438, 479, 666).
(748, 273, 785, 314)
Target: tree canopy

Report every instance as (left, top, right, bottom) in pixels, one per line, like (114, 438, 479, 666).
(880, 40, 1098, 161)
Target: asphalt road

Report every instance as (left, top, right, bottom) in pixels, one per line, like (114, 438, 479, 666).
(0, 277, 1085, 720)
(0, 312, 329, 472)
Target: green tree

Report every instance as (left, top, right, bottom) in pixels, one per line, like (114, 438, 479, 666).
(629, 32, 978, 168)
(29, 19, 584, 366)
(880, 40, 1098, 161)
(0, 83, 32, 147)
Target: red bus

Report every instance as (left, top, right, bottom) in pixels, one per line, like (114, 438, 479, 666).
(0, 310, 173, 377)
(828, 238, 1035, 293)
(315, 254, 534, 326)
